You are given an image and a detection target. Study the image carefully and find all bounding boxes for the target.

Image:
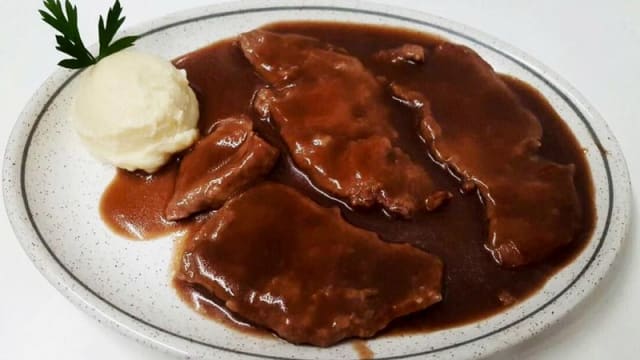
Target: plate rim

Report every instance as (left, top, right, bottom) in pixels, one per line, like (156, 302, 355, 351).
(2, 1, 632, 359)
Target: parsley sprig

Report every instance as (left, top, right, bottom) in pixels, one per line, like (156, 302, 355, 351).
(39, 0, 139, 69)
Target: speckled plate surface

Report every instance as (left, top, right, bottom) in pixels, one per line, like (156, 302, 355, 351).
(2, 1, 631, 359)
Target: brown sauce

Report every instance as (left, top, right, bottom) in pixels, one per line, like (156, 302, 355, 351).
(100, 162, 182, 239)
(100, 22, 595, 339)
(352, 340, 374, 359)
(172, 278, 270, 338)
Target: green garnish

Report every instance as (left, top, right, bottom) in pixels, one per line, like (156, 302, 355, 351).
(39, 0, 139, 69)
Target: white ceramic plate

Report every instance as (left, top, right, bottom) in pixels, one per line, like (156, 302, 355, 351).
(3, 1, 631, 359)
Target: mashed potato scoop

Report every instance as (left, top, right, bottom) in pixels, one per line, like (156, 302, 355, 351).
(72, 50, 199, 173)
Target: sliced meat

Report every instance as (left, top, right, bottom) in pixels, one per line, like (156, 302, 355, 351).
(175, 182, 443, 346)
(389, 43, 581, 267)
(165, 116, 278, 220)
(486, 161, 579, 266)
(374, 44, 425, 64)
(238, 30, 441, 217)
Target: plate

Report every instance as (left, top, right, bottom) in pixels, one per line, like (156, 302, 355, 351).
(2, 1, 631, 359)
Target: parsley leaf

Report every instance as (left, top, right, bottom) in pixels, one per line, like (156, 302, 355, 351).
(40, 0, 139, 69)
